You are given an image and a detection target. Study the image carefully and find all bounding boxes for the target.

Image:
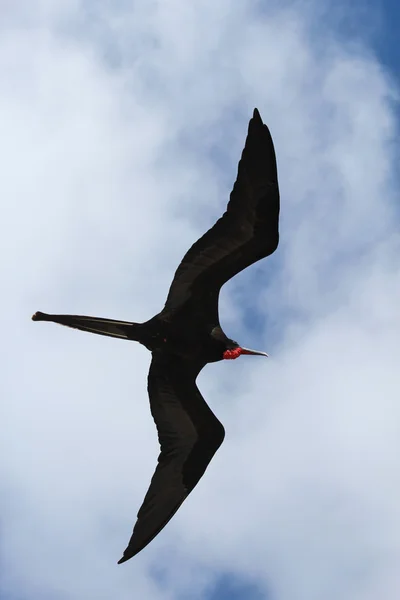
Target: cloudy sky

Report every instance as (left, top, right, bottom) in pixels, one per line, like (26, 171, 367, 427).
(1, 0, 400, 598)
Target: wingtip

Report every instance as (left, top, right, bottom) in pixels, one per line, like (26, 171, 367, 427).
(253, 107, 262, 121)
(117, 556, 128, 565)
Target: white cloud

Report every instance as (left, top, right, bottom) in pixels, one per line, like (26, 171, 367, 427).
(1, 1, 399, 599)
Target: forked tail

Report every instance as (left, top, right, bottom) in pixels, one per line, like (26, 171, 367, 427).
(32, 311, 142, 341)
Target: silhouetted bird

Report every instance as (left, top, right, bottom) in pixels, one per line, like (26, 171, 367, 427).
(32, 108, 280, 563)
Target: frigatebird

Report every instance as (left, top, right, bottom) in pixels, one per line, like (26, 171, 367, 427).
(32, 108, 280, 563)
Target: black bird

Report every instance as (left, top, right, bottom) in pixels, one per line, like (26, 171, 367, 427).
(32, 108, 280, 563)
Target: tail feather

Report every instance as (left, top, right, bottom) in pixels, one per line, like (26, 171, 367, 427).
(31, 311, 141, 341)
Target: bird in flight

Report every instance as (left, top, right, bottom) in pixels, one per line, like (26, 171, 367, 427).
(32, 108, 280, 563)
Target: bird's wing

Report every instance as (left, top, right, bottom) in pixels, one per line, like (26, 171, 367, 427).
(162, 108, 279, 323)
(117, 352, 225, 563)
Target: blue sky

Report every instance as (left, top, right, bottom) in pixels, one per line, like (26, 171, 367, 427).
(367, 0, 400, 69)
(1, 1, 400, 599)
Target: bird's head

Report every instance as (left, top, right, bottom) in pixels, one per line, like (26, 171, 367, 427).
(222, 341, 269, 360)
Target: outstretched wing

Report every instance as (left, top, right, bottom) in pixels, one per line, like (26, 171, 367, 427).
(117, 352, 225, 563)
(162, 108, 280, 323)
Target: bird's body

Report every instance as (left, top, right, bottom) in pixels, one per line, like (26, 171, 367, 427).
(32, 108, 280, 562)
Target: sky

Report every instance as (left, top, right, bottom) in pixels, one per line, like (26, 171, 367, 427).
(1, 0, 400, 599)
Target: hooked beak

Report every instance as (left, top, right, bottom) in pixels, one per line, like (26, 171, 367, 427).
(240, 347, 269, 357)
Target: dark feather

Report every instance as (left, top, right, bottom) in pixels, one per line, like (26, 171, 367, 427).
(31, 311, 141, 340)
(117, 352, 225, 563)
(161, 108, 279, 327)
